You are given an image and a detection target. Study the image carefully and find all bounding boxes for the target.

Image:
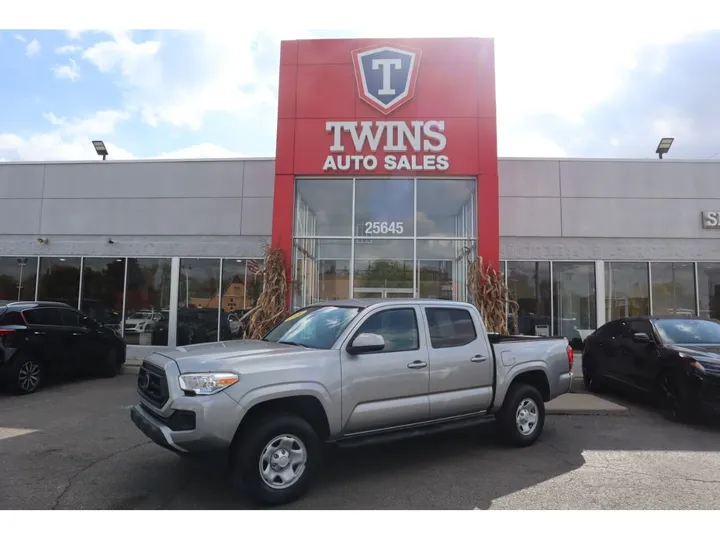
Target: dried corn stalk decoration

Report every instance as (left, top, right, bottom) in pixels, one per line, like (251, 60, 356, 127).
(239, 243, 290, 340)
(464, 248, 519, 335)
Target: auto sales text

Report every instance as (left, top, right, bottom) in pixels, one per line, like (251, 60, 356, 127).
(323, 120, 450, 172)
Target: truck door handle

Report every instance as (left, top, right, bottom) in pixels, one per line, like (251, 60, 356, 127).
(407, 360, 428, 369)
(470, 355, 487, 363)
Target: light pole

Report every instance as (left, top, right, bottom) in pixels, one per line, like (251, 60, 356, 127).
(656, 137, 674, 159)
(92, 140, 109, 161)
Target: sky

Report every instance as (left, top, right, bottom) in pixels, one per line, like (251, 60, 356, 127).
(1, 8, 719, 162)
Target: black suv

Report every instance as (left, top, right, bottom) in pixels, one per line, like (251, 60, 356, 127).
(0, 301, 126, 394)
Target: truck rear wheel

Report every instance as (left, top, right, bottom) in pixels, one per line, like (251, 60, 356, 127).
(231, 413, 323, 506)
(497, 383, 545, 447)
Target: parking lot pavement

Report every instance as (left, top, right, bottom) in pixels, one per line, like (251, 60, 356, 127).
(1, 372, 720, 510)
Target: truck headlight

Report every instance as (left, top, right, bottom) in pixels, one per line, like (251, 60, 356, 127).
(178, 372, 239, 395)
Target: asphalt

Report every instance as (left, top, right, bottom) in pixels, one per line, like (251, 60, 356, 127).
(1, 370, 719, 510)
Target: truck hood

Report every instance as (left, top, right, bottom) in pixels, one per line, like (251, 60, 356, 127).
(668, 344, 720, 365)
(156, 339, 314, 373)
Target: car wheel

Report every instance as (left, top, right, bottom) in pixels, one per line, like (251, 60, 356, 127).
(497, 383, 545, 447)
(583, 367, 605, 393)
(13, 357, 44, 395)
(659, 372, 693, 423)
(99, 349, 121, 378)
(231, 414, 323, 506)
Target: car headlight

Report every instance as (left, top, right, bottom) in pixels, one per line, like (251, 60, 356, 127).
(178, 372, 239, 395)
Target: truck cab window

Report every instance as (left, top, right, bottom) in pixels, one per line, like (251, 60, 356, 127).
(425, 307, 477, 348)
(356, 308, 419, 353)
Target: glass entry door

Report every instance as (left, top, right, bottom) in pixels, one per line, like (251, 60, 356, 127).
(354, 287, 415, 298)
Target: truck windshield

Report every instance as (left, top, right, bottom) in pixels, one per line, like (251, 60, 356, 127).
(263, 306, 362, 349)
(654, 318, 720, 345)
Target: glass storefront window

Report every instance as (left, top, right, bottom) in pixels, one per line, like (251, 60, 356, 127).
(293, 239, 351, 308)
(416, 179, 476, 237)
(651, 262, 696, 317)
(354, 239, 414, 298)
(124, 258, 171, 346)
(605, 262, 650, 320)
(417, 239, 472, 302)
(697, 263, 720, 319)
(179, 258, 222, 345)
(506, 261, 551, 336)
(354, 178, 414, 239)
(295, 179, 353, 236)
(80, 258, 125, 332)
(291, 177, 478, 307)
(553, 262, 596, 347)
(37, 257, 81, 308)
(0, 257, 38, 302)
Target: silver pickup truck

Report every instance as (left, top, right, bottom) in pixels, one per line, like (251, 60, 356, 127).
(130, 299, 573, 505)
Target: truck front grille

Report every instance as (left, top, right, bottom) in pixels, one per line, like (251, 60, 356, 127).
(137, 361, 169, 408)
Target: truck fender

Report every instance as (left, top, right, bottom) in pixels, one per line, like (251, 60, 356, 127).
(237, 382, 340, 434)
(493, 361, 549, 410)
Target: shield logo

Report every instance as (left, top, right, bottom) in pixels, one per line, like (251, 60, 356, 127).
(351, 44, 422, 115)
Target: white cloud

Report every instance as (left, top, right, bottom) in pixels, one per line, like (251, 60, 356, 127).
(0, 108, 241, 163)
(79, 29, 313, 130)
(14, 34, 25, 43)
(52, 58, 80, 81)
(25, 39, 40, 56)
(0, 110, 133, 162)
(153, 143, 247, 160)
(55, 44, 82, 54)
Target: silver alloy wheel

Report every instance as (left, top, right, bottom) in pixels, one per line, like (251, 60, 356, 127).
(18, 361, 41, 392)
(515, 397, 539, 436)
(259, 434, 307, 490)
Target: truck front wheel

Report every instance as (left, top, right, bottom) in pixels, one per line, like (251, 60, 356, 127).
(231, 413, 323, 506)
(497, 383, 545, 447)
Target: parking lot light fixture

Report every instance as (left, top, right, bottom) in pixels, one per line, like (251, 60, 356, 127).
(92, 140, 109, 161)
(656, 137, 674, 159)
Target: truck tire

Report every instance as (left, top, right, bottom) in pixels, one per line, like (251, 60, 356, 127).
(231, 413, 323, 506)
(497, 383, 545, 447)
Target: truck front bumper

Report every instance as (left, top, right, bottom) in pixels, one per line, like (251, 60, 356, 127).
(130, 357, 247, 454)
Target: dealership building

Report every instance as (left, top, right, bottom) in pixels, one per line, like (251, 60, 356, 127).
(1, 37, 720, 353)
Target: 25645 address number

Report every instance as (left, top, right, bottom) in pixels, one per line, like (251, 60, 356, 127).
(364, 221, 405, 235)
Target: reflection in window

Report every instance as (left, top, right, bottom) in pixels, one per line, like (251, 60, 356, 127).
(220, 258, 262, 339)
(293, 239, 350, 309)
(651, 262, 696, 317)
(697, 263, 720, 319)
(179, 259, 222, 345)
(37, 257, 81, 308)
(356, 309, 419, 352)
(553, 262, 596, 346)
(417, 239, 471, 302)
(354, 239, 414, 297)
(0, 257, 38, 302)
(507, 261, 551, 336)
(605, 262, 650, 320)
(295, 179, 353, 236)
(354, 178, 414, 238)
(416, 179, 476, 237)
(80, 258, 125, 332)
(124, 258, 171, 346)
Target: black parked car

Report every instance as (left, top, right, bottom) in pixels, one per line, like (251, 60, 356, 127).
(582, 316, 720, 421)
(0, 301, 126, 394)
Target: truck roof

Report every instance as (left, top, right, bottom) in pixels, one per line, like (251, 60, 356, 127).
(307, 298, 476, 309)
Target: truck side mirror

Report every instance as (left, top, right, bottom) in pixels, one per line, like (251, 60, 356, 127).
(347, 333, 385, 355)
